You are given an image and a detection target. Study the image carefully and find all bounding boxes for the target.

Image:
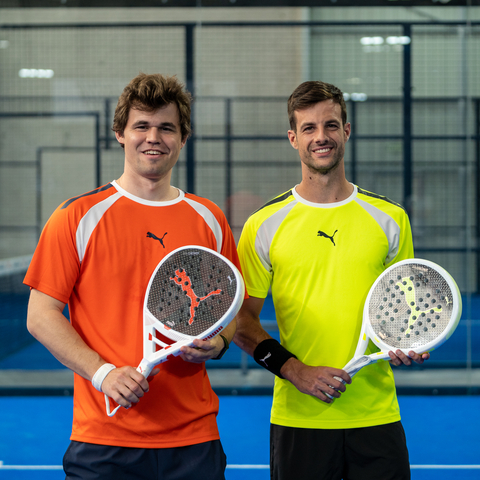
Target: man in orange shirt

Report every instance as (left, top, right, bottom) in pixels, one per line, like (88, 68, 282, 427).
(25, 73, 240, 479)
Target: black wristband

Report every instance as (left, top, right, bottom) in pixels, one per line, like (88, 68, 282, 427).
(212, 334, 229, 360)
(253, 338, 297, 379)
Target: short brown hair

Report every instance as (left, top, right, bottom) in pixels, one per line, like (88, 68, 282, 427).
(112, 73, 192, 141)
(288, 81, 347, 131)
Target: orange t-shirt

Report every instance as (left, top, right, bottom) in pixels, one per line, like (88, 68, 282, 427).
(24, 181, 242, 448)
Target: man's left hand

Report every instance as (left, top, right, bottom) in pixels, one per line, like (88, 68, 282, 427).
(388, 350, 430, 367)
(179, 336, 224, 363)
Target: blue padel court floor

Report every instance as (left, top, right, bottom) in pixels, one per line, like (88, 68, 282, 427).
(0, 395, 479, 480)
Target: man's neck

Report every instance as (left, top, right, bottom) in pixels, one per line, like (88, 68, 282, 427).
(116, 173, 179, 202)
(296, 169, 353, 204)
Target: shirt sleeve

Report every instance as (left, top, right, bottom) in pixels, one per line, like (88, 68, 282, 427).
(23, 204, 80, 304)
(387, 208, 414, 267)
(237, 216, 272, 299)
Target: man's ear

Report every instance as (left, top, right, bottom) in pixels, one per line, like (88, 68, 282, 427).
(344, 122, 351, 142)
(115, 131, 125, 147)
(287, 130, 298, 150)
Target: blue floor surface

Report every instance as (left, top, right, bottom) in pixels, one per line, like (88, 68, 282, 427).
(0, 395, 479, 479)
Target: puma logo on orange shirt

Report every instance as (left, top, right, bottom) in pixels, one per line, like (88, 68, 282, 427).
(147, 231, 167, 248)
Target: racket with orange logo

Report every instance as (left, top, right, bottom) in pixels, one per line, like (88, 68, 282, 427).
(105, 245, 244, 416)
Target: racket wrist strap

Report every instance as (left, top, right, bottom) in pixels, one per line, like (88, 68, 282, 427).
(92, 363, 116, 392)
(253, 339, 297, 379)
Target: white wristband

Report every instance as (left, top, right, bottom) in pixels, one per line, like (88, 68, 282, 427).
(91, 363, 116, 392)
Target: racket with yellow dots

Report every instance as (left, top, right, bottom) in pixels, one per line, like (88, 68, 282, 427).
(329, 259, 461, 397)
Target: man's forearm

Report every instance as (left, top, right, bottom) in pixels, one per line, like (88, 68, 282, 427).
(27, 289, 106, 381)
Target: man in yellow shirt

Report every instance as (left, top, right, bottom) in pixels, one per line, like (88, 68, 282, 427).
(234, 80, 429, 480)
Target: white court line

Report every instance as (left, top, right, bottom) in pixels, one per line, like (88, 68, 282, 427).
(411, 465, 480, 469)
(229, 465, 480, 470)
(0, 465, 63, 470)
(1, 463, 480, 471)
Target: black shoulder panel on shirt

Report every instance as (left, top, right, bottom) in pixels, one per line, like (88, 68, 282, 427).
(61, 183, 115, 210)
(252, 189, 293, 215)
(357, 187, 406, 212)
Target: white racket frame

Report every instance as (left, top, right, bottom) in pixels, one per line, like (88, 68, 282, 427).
(342, 258, 462, 378)
(105, 245, 245, 416)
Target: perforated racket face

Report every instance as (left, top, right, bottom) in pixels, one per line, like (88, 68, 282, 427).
(368, 262, 459, 350)
(146, 247, 239, 337)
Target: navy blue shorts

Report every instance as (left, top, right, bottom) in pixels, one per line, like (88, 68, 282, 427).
(270, 422, 410, 480)
(63, 439, 226, 480)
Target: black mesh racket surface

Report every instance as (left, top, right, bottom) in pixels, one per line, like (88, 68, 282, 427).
(368, 263, 455, 350)
(146, 248, 238, 336)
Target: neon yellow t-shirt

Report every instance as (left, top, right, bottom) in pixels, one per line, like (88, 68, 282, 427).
(238, 185, 414, 429)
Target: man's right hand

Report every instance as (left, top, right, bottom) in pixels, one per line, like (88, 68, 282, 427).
(280, 357, 351, 403)
(102, 366, 160, 409)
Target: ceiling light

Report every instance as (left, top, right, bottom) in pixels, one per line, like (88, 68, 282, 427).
(360, 37, 384, 46)
(386, 36, 411, 45)
(18, 69, 54, 79)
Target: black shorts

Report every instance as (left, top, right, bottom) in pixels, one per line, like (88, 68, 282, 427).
(270, 422, 410, 480)
(63, 439, 226, 480)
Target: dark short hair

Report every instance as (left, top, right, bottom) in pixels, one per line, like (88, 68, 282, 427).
(112, 73, 192, 141)
(287, 81, 347, 131)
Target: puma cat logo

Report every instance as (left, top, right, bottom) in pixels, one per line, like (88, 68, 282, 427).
(317, 230, 338, 246)
(259, 352, 272, 367)
(147, 231, 167, 248)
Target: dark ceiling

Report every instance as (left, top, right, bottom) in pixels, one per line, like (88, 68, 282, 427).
(0, 0, 477, 8)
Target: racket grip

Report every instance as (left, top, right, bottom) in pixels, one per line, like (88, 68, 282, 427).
(325, 376, 346, 400)
(104, 361, 156, 417)
(104, 361, 155, 417)
(137, 359, 154, 378)
(324, 357, 374, 400)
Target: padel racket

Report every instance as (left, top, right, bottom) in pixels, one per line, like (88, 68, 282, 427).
(327, 258, 462, 398)
(105, 245, 244, 416)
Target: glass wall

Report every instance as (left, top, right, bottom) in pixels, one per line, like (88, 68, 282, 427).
(0, 4, 478, 378)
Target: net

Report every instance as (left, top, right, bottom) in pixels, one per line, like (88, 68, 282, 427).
(0, 255, 32, 362)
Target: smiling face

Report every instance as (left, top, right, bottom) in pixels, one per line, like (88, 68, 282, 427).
(288, 99, 351, 177)
(115, 103, 186, 184)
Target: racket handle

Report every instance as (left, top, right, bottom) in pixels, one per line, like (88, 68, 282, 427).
(325, 376, 346, 400)
(137, 359, 154, 378)
(344, 353, 391, 377)
(344, 356, 373, 378)
(103, 362, 156, 417)
(325, 357, 375, 400)
(104, 342, 196, 417)
(104, 361, 155, 417)
(103, 361, 156, 417)
(325, 353, 391, 401)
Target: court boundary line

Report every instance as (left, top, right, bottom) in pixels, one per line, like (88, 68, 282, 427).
(1, 463, 480, 471)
